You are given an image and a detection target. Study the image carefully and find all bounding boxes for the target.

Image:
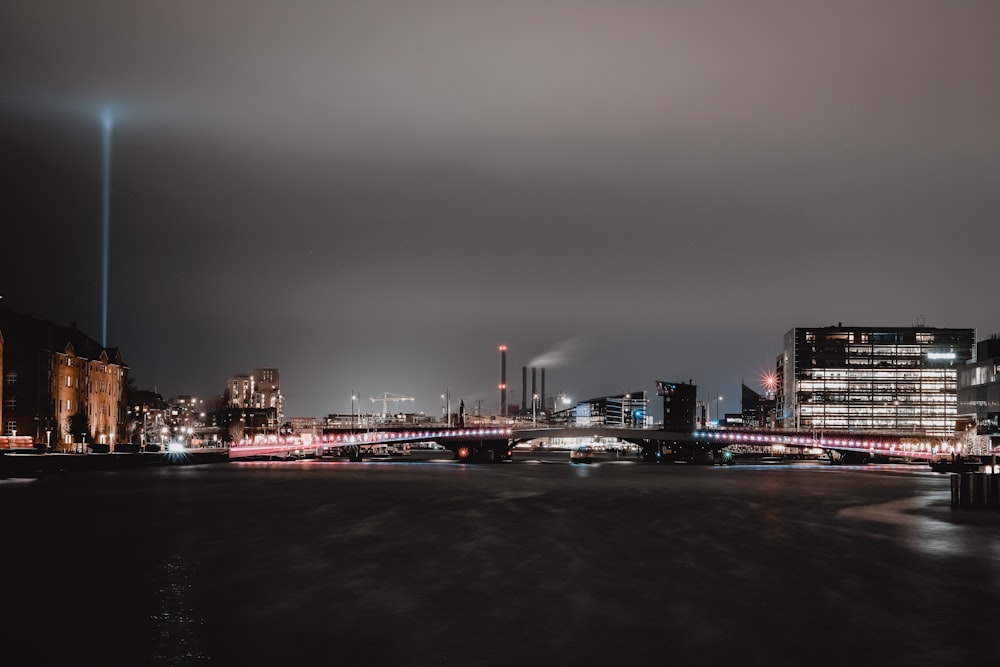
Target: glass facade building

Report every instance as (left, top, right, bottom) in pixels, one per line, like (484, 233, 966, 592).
(777, 326, 975, 436)
(957, 337, 1000, 436)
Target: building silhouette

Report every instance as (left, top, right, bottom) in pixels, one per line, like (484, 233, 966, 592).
(658, 381, 697, 431)
(741, 383, 776, 429)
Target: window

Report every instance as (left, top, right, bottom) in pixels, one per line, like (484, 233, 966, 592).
(4, 372, 16, 385)
(67, 376, 72, 387)
(4, 421, 16, 436)
(3, 398, 15, 410)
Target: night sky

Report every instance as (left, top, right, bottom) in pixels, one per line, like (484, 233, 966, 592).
(3, 1, 998, 420)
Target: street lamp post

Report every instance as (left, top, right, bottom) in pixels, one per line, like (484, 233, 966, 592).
(351, 393, 357, 427)
(532, 394, 538, 426)
(716, 395, 723, 428)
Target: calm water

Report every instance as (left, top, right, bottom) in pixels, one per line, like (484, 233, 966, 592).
(2, 457, 999, 666)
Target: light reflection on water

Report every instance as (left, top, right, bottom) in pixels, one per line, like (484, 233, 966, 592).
(838, 491, 975, 557)
(148, 557, 211, 664)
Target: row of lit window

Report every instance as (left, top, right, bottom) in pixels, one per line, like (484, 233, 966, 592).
(843, 346, 945, 356)
(801, 419, 957, 426)
(802, 368, 954, 379)
(798, 418, 954, 436)
(800, 378, 953, 387)
(798, 381, 954, 390)
(800, 416, 955, 427)
(59, 356, 124, 376)
(802, 332, 961, 345)
(800, 405, 955, 415)
(843, 358, 963, 366)
(799, 382, 953, 392)
(800, 396, 956, 405)
(800, 394, 955, 403)
(61, 374, 119, 394)
(800, 386, 955, 394)
(801, 358, 925, 367)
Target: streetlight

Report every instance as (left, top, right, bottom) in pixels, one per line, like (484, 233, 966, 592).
(351, 392, 357, 427)
(532, 394, 539, 426)
(716, 395, 723, 428)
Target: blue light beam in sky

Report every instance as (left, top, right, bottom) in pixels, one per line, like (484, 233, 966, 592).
(101, 108, 112, 347)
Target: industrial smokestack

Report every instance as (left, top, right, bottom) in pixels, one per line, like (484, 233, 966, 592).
(541, 368, 546, 413)
(531, 368, 537, 409)
(499, 345, 507, 416)
(522, 366, 528, 412)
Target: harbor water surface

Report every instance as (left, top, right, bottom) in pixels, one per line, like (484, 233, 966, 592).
(2, 457, 999, 666)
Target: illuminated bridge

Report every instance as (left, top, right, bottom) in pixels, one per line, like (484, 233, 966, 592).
(229, 427, 516, 462)
(228, 424, 979, 463)
(513, 426, 961, 463)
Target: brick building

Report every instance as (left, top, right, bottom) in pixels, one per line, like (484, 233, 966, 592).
(0, 310, 128, 450)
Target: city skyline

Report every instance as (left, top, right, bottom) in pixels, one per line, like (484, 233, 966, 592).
(3, 1, 999, 419)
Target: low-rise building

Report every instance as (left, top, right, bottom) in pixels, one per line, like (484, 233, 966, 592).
(572, 392, 649, 427)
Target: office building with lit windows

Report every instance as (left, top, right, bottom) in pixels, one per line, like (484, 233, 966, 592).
(776, 325, 975, 436)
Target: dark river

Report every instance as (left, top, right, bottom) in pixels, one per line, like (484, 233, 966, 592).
(2, 456, 999, 666)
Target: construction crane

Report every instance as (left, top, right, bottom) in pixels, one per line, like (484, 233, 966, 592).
(369, 392, 415, 421)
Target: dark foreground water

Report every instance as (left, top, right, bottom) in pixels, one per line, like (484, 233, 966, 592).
(2, 456, 999, 666)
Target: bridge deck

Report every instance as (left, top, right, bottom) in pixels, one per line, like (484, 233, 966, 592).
(229, 425, 979, 460)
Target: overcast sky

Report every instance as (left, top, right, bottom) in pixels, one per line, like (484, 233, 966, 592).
(2, 0, 998, 420)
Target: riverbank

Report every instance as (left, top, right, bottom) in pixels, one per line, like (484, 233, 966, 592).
(0, 448, 229, 477)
